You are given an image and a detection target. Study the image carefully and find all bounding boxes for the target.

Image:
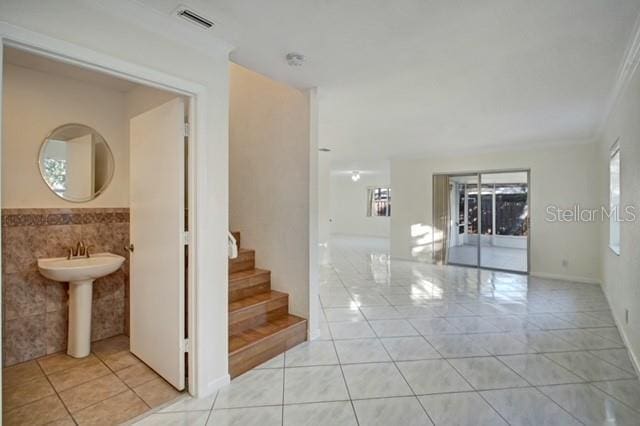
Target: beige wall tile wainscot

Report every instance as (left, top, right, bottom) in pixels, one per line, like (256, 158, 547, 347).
(2, 208, 130, 366)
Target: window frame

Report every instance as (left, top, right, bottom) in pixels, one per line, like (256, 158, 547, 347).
(367, 187, 391, 217)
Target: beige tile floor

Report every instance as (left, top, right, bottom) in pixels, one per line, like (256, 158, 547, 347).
(2, 335, 182, 425)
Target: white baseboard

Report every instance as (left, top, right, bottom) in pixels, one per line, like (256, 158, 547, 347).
(601, 288, 640, 377)
(529, 271, 600, 285)
(309, 327, 321, 341)
(199, 374, 230, 398)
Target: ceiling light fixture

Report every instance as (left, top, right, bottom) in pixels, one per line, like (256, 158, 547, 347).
(286, 52, 305, 67)
(351, 171, 361, 182)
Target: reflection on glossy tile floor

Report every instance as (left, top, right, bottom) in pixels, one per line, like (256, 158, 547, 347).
(2, 335, 182, 425)
(137, 236, 639, 425)
(448, 244, 527, 272)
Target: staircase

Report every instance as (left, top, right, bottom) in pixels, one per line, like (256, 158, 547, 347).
(228, 232, 307, 378)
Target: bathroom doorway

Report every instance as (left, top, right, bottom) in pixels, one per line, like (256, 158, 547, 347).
(433, 170, 530, 273)
(0, 44, 197, 422)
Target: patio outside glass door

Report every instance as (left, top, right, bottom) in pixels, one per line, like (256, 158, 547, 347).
(479, 171, 529, 273)
(433, 170, 529, 273)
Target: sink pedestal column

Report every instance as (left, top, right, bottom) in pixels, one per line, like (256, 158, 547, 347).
(67, 279, 94, 358)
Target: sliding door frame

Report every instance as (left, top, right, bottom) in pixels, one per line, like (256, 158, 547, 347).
(433, 168, 531, 275)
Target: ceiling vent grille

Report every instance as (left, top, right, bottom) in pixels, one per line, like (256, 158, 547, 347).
(176, 7, 214, 29)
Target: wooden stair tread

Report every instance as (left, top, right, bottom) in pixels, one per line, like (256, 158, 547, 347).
(229, 290, 287, 313)
(227, 231, 307, 377)
(229, 268, 269, 281)
(229, 314, 306, 354)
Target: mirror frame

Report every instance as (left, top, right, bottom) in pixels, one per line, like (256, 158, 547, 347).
(38, 123, 116, 203)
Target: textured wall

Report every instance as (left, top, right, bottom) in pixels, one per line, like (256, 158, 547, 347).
(598, 58, 640, 372)
(229, 63, 311, 319)
(390, 142, 601, 283)
(2, 208, 129, 366)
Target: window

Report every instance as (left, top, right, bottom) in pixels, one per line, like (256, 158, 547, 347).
(609, 141, 621, 255)
(367, 187, 391, 217)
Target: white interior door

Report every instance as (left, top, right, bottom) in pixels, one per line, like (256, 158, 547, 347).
(129, 98, 185, 390)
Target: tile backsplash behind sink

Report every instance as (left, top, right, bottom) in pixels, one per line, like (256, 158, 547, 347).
(1, 208, 130, 366)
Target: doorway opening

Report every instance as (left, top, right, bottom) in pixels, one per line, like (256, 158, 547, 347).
(1, 44, 195, 423)
(433, 170, 529, 273)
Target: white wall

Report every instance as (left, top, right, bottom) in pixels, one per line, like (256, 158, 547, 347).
(0, 0, 231, 397)
(2, 63, 129, 207)
(330, 168, 391, 238)
(391, 143, 601, 282)
(318, 150, 331, 265)
(598, 59, 640, 371)
(229, 63, 311, 319)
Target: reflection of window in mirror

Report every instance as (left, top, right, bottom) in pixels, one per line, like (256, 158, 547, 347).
(39, 124, 115, 202)
(42, 140, 68, 194)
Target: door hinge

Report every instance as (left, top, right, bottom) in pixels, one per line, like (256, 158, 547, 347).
(181, 338, 190, 353)
(184, 122, 190, 137)
(182, 231, 190, 245)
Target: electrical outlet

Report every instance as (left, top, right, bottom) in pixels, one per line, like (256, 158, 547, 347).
(625, 309, 629, 325)
(561, 259, 568, 268)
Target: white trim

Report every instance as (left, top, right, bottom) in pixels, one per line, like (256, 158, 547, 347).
(0, 23, 215, 397)
(601, 286, 640, 377)
(529, 272, 600, 285)
(0, 22, 206, 95)
(204, 374, 231, 396)
(598, 12, 640, 136)
(308, 328, 321, 341)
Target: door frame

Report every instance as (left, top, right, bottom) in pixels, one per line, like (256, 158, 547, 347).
(0, 25, 205, 396)
(433, 168, 531, 274)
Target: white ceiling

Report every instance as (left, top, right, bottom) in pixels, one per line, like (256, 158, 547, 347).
(141, 0, 640, 163)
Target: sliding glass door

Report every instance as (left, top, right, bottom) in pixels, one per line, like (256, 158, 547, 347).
(444, 174, 479, 268)
(479, 171, 529, 272)
(433, 170, 529, 273)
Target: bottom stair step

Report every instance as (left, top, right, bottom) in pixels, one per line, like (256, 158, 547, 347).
(229, 314, 307, 378)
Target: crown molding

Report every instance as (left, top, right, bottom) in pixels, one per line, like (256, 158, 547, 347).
(597, 12, 640, 137)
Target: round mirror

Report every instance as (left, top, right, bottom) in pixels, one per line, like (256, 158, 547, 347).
(38, 124, 115, 202)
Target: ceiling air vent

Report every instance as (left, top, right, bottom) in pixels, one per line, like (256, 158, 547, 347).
(176, 7, 214, 29)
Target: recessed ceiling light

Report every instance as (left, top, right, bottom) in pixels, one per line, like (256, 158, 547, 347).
(351, 171, 361, 182)
(286, 52, 305, 67)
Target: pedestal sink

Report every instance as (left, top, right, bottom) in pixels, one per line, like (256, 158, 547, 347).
(38, 253, 125, 358)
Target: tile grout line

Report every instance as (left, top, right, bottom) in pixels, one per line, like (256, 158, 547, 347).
(36, 356, 79, 425)
(93, 348, 154, 411)
(375, 328, 436, 425)
(327, 319, 361, 426)
(281, 350, 285, 426)
(482, 351, 592, 424)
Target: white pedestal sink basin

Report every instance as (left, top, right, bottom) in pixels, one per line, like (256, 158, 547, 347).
(38, 253, 125, 358)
